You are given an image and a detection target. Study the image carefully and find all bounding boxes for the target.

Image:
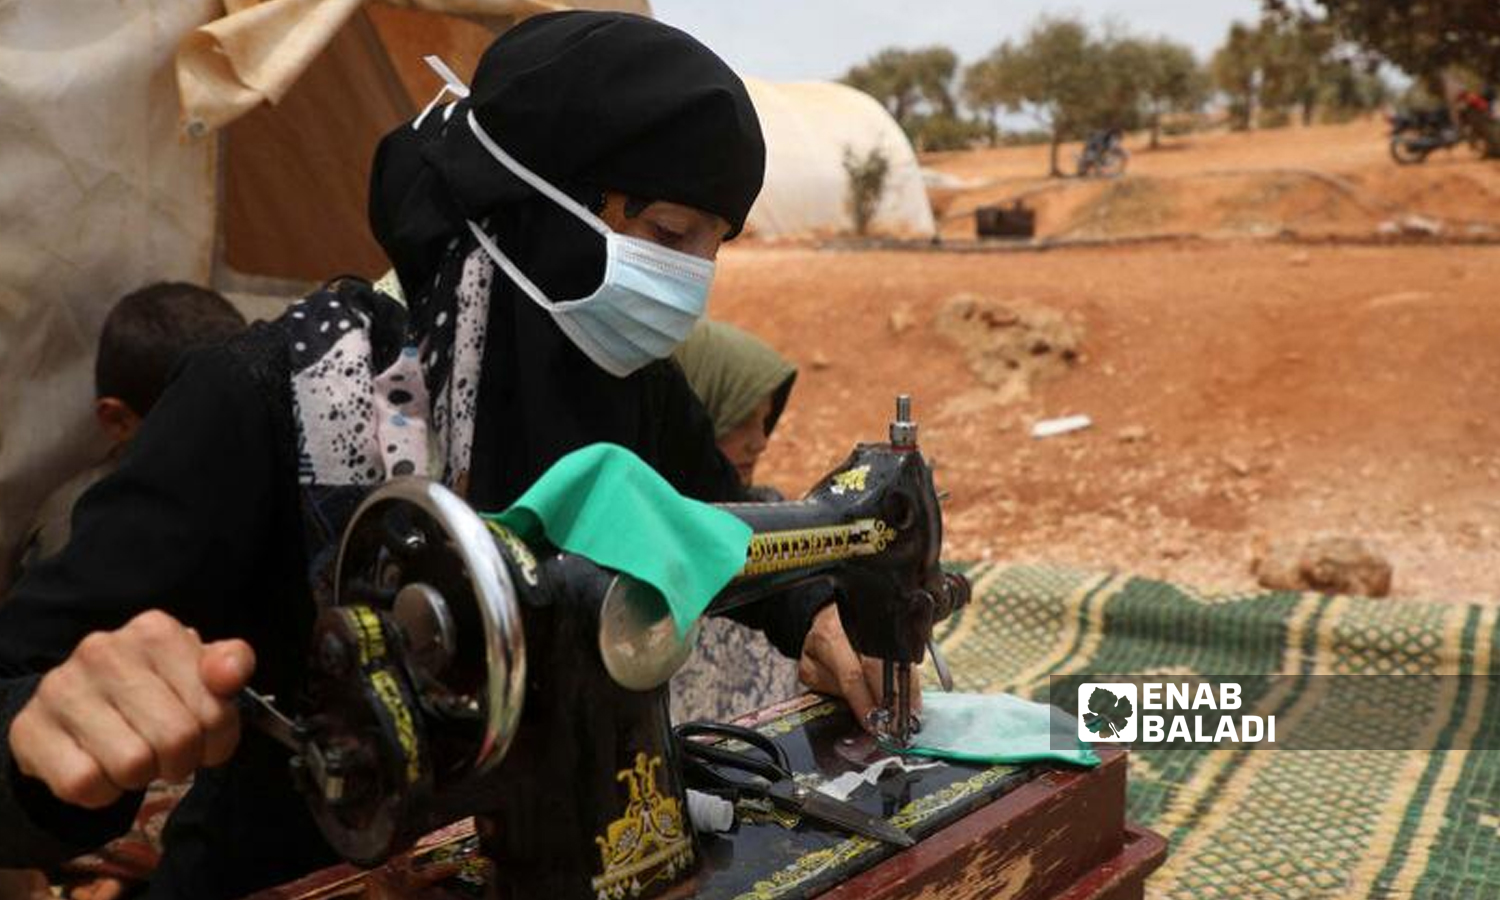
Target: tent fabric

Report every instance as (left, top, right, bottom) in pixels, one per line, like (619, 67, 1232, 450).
(178, 0, 650, 137)
(0, 0, 648, 586)
(743, 78, 936, 240)
(0, 0, 223, 588)
(221, 9, 416, 282)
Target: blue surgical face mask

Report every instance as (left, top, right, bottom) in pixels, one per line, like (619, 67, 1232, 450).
(464, 110, 716, 378)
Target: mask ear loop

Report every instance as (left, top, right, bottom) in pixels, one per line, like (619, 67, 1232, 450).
(466, 219, 586, 314)
(466, 110, 612, 238)
(414, 55, 472, 131)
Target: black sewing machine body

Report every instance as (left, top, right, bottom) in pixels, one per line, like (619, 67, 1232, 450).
(719, 438, 966, 663)
(255, 398, 968, 899)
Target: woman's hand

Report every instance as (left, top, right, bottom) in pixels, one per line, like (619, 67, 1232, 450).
(796, 604, 921, 731)
(7, 611, 254, 809)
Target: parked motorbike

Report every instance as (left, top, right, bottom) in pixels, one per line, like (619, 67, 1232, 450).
(1388, 106, 1489, 165)
(1077, 130, 1129, 178)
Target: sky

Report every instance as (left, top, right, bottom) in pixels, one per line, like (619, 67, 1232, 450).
(649, 0, 1264, 83)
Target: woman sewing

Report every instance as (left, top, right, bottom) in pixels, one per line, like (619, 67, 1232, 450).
(0, 13, 890, 898)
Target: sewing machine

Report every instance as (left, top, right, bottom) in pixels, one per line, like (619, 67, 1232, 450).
(247, 396, 970, 899)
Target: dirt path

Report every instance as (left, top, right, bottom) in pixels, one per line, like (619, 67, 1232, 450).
(922, 119, 1500, 240)
(709, 240, 1500, 604)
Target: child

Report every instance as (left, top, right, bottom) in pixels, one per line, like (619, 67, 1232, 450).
(10, 283, 245, 578)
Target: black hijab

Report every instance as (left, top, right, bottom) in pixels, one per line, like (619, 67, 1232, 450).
(370, 11, 766, 295)
(366, 11, 766, 510)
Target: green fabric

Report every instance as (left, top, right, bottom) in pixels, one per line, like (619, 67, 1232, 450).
(893, 691, 1099, 767)
(934, 562, 1500, 900)
(672, 319, 796, 439)
(487, 443, 751, 636)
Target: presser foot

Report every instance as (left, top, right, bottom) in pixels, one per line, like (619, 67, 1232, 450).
(867, 661, 922, 748)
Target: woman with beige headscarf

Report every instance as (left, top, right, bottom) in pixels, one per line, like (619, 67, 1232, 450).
(672, 319, 797, 495)
(669, 319, 803, 720)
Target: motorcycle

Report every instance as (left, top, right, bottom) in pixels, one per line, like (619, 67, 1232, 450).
(1077, 130, 1129, 178)
(1388, 106, 1489, 165)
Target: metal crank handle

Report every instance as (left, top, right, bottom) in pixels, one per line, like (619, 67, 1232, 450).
(240, 687, 306, 754)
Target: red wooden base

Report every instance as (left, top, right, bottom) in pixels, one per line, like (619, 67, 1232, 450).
(818, 748, 1163, 900)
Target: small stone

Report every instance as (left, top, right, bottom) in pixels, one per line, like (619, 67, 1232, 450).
(1117, 425, 1149, 444)
(1223, 454, 1252, 477)
(1287, 251, 1311, 267)
(810, 351, 832, 371)
(888, 306, 916, 335)
(1252, 536, 1393, 597)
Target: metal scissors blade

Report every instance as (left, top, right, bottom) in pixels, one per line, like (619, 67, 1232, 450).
(767, 781, 913, 847)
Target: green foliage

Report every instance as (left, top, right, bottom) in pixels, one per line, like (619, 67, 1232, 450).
(966, 17, 1137, 175)
(907, 113, 987, 152)
(842, 146, 890, 236)
(1273, 0, 1500, 86)
(842, 47, 960, 131)
(847, 20, 1214, 169)
(1259, 15, 1339, 125)
(1083, 687, 1134, 739)
(1316, 60, 1391, 121)
(1259, 107, 1293, 128)
(1213, 22, 1266, 129)
(960, 53, 1011, 146)
(1213, 12, 1390, 129)
(1114, 37, 1212, 147)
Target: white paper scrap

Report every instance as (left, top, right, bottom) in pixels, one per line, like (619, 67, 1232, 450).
(1031, 414, 1093, 439)
(815, 756, 945, 802)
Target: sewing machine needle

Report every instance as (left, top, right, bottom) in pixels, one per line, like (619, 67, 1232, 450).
(928, 639, 954, 692)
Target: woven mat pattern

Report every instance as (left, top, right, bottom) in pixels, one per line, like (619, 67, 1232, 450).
(935, 563, 1500, 900)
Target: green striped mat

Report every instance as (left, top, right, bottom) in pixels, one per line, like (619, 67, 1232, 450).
(934, 563, 1500, 899)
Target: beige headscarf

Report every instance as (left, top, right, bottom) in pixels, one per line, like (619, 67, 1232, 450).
(672, 320, 797, 439)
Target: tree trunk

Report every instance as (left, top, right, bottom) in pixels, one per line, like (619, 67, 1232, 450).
(1049, 131, 1063, 178)
(1149, 111, 1161, 150)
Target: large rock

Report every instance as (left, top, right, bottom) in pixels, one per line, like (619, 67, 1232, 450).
(934, 294, 1082, 403)
(1252, 536, 1393, 597)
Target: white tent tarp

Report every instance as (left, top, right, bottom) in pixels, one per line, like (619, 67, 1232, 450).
(744, 78, 935, 240)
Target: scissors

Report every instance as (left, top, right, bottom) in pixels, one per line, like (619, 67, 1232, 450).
(673, 721, 914, 848)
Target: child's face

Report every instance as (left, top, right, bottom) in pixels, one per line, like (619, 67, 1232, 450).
(94, 397, 142, 448)
(717, 397, 774, 486)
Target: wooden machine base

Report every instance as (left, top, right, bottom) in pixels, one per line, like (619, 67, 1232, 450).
(817, 749, 1163, 900)
(246, 696, 1164, 900)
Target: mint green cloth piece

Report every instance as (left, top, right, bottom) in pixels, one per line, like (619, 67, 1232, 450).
(486, 443, 752, 637)
(894, 691, 1100, 768)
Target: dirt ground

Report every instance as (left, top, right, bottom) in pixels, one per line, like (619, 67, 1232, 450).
(922, 119, 1500, 241)
(716, 120, 1500, 604)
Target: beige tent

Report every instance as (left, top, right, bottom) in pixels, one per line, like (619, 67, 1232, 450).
(0, 0, 647, 583)
(742, 78, 936, 241)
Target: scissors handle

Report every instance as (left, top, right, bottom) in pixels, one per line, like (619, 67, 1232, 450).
(674, 721, 790, 783)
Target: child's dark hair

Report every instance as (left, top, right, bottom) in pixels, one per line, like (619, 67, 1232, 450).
(95, 282, 247, 415)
